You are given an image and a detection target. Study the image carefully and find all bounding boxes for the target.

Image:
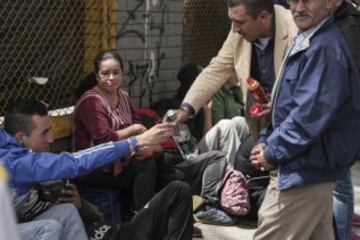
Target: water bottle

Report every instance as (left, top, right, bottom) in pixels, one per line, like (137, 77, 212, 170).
(166, 110, 199, 160)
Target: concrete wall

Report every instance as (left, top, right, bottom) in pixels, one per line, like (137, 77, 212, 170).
(116, 0, 183, 107)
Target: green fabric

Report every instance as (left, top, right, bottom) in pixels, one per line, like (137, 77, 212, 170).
(211, 86, 244, 125)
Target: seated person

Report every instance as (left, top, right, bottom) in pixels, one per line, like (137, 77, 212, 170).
(152, 63, 205, 140)
(134, 108, 228, 210)
(209, 72, 244, 127)
(153, 65, 248, 170)
(0, 99, 192, 240)
(198, 72, 248, 170)
(73, 50, 162, 223)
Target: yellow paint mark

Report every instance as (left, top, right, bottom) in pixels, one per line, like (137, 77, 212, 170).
(50, 114, 74, 140)
(0, 165, 7, 180)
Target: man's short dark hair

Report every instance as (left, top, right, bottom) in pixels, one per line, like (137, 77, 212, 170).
(227, 0, 275, 18)
(4, 99, 48, 136)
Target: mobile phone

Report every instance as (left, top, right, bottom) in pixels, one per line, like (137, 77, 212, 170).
(37, 180, 65, 203)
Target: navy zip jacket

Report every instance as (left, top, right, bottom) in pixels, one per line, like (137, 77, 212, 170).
(263, 17, 360, 190)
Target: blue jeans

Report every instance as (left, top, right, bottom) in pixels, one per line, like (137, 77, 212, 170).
(32, 203, 88, 240)
(18, 220, 62, 240)
(333, 170, 354, 240)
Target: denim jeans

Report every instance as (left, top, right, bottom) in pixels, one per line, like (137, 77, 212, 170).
(32, 203, 88, 240)
(333, 170, 354, 240)
(18, 220, 62, 240)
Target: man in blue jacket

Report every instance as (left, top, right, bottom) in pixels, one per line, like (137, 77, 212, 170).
(0, 99, 193, 240)
(249, 0, 360, 239)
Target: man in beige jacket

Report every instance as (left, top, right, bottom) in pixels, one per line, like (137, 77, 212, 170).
(177, 0, 297, 141)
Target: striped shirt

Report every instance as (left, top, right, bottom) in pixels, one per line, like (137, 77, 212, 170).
(73, 88, 137, 176)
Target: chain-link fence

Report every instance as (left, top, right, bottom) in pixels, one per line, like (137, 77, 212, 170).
(0, 0, 115, 118)
(0, 0, 229, 121)
(182, 0, 230, 67)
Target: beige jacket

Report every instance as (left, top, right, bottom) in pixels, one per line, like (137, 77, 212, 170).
(183, 5, 297, 115)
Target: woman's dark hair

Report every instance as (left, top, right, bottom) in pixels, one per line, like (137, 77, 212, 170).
(73, 50, 124, 101)
(94, 50, 124, 74)
(73, 72, 97, 101)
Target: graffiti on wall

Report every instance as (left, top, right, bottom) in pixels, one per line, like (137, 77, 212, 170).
(117, 0, 167, 106)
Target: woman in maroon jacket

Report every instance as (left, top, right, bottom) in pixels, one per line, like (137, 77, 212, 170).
(73, 50, 160, 223)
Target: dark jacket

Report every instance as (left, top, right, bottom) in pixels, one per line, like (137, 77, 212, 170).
(335, 1, 360, 73)
(263, 18, 360, 190)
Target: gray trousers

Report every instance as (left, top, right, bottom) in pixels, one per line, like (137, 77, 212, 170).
(198, 116, 249, 170)
(174, 151, 226, 203)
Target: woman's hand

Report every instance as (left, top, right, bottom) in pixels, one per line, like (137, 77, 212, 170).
(129, 124, 147, 135)
(136, 123, 175, 147)
(116, 123, 147, 139)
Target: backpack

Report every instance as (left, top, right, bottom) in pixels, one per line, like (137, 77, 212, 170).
(217, 170, 251, 216)
(233, 135, 270, 219)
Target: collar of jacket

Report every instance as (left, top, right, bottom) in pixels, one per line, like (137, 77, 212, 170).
(269, 15, 334, 120)
(289, 15, 334, 57)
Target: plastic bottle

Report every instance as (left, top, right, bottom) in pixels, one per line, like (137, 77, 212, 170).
(166, 110, 198, 160)
(247, 77, 269, 117)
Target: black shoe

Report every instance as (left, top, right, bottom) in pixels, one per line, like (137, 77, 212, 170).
(192, 225, 203, 238)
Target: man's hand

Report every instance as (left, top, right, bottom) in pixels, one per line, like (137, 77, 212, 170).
(56, 182, 82, 209)
(203, 101, 213, 114)
(174, 107, 190, 125)
(254, 103, 271, 117)
(249, 144, 274, 171)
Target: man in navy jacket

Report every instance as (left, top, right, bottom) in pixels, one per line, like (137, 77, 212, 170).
(250, 0, 360, 239)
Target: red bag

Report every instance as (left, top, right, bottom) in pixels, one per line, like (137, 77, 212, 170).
(217, 170, 251, 216)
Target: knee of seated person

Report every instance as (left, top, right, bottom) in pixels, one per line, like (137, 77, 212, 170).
(144, 158, 157, 172)
(200, 150, 226, 160)
(231, 116, 247, 127)
(168, 181, 191, 194)
(217, 119, 233, 128)
(42, 219, 63, 231)
(57, 203, 79, 215)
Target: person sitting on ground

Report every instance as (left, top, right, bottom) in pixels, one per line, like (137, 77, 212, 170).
(0, 99, 194, 240)
(207, 72, 244, 128)
(73, 50, 162, 223)
(152, 63, 206, 140)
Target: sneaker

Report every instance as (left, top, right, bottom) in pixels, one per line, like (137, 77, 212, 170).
(194, 206, 235, 226)
(192, 225, 203, 238)
(353, 213, 360, 226)
(193, 195, 205, 212)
